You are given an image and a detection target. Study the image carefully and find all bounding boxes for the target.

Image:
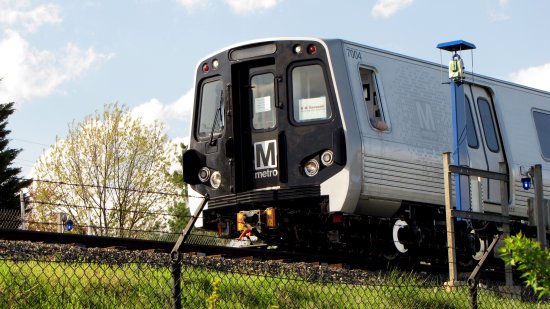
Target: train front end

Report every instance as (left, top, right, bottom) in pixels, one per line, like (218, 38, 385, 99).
(184, 39, 351, 242)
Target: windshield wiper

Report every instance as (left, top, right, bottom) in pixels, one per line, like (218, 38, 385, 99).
(209, 89, 223, 146)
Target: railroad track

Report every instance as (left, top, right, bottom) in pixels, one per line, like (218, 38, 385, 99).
(0, 229, 380, 267)
(0, 229, 513, 283)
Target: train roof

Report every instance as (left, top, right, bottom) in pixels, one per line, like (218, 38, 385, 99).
(197, 37, 550, 97)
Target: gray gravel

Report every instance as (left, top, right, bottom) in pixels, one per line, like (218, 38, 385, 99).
(0, 240, 402, 285)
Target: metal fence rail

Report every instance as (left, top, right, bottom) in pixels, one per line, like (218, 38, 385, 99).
(0, 240, 543, 308)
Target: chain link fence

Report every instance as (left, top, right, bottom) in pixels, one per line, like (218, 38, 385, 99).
(0, 239, 545, 308)
(0, 209, 21, 230)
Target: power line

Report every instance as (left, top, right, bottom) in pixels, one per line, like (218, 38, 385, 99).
(8, 219, 182, 237)
(19, 177, 185, 198)
(12, 138, 50, 147)
(29, 200, 190, 219)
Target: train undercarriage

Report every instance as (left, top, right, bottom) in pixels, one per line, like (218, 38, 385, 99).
(201, 198, 524, 267)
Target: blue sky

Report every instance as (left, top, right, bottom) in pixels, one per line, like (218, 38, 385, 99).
(1, 0, 550, 176)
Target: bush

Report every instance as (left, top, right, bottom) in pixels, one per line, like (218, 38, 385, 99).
(500, 232, 550, 299)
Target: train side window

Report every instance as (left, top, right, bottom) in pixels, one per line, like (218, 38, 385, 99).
(359, 67, 388, 131)
(477, 98, 499, 153)
(197, 79, 224, 138)
(533, 110, 550, 160)
(291, 64, 332, 123)
(251, 73, 276, 130)
(465, 96, 479, 148)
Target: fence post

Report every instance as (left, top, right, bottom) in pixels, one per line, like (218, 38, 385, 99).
(500, 162, 514, 286)
(443, 152, 457, 287)
(469, 283, 478, 309)
(171, 253, 183, 309)
(19, 191, 27, 231)
(467, 235, 500, 309)
(56, 213, 65, 233)
(171, 194, 209, 309)
(533, 164, 546, 248)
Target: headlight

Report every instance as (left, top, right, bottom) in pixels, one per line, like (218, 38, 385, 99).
(304, 159, 320, 177)
(210, 171, 222, 189)
(320, 150, 334, 167)
(198, 167, 210, 183)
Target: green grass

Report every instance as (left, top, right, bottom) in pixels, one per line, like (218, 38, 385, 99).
(0, 260, 545, 308)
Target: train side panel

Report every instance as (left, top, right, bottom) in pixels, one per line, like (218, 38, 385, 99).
(341, 41, 451, 216)
(339, 40, 550, 219)
(488, 83, 550, 217)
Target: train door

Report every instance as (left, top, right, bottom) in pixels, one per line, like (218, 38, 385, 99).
(232, 62, 281, 192)
(465, 85, 506, 205)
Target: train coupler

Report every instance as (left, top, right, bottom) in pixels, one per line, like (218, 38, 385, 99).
(236, 207, 277, 233)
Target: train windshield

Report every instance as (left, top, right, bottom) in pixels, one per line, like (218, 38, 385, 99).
(197, 79, 224, 138)
(292, 64, 332, 123)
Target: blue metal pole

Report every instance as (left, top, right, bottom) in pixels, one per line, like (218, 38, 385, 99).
(450, 79, 470, 211)
(437, 40, 476, 212)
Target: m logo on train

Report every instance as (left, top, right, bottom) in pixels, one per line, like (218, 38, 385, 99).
(254, 140, 278, 179)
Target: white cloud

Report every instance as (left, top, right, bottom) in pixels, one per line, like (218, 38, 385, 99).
(132, 90, 194, 171)
(176, 0, 210, 13)
(0, 0, 61, 32)
(498, 0, 509, 7)
(509, 63, 550, 92)
(489, 10, 509, 22)
(0, 1, 114, 103)
(0, 30, 114, 102)
(224, 0, 281, 15)
(489, 0, 509, 22)
(372, 0, 413, 18)
(166, 88, 194, 119)
(176, 0, 281, 15)
(131, 98, 166, 125)
(132, 88, 194, 127)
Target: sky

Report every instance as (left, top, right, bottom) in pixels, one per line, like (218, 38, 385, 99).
(1, 0, 550, 177)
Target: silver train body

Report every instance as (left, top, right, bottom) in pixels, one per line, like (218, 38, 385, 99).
(185, 38, 550, 254)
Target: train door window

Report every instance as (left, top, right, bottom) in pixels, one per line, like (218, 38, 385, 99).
(197, 79, 224, 138)
(360, 67, 387, 131)
(477, 98, 499, 152)
(291, 64, 332, 123)
(251, 73, 276, 130)
(465, 96, 479, 148)
(533, 110, 550, 160)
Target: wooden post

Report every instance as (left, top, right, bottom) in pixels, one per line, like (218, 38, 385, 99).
(533, 164, 547, 248)
(19, 191, 27, 231)
(443, 152, 457, 287)
(499, 162, 514, 286)
(56, 213, 64, 233)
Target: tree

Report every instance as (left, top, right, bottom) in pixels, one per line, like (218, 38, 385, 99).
(30, 103, 183, 237)
(500, 232, 550, 299)
(0, 101, 32, 228)
(167, 142, 190, 235)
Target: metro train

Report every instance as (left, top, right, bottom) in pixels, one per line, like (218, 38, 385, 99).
(183, 38, 550, 263)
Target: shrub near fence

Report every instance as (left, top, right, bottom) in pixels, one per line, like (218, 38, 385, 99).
(0, 240, 544, 308)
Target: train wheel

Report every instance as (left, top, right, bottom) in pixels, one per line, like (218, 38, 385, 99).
(471, 230, 487, 261)
(458, 230, 487, 267)
(383, 219, 409, 260)
(392, 220, 409, 254)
